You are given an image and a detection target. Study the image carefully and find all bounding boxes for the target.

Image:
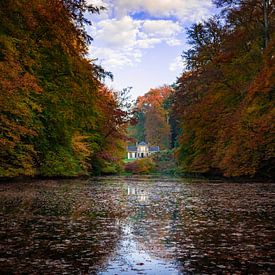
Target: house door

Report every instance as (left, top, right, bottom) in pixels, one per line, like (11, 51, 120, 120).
(141, 153, 144, 158)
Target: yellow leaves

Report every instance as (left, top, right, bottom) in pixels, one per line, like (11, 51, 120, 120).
(0, 142, 37, 177)
(0, 1, 129, 177)
(72, 133, 92, 158)
(71, 133, 93, 172)
(246, 104, 261, 115)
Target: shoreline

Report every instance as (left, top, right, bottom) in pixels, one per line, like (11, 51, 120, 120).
(0, 172, 273, 184)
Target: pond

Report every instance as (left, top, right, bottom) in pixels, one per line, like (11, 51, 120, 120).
(0, 176, 274, 274)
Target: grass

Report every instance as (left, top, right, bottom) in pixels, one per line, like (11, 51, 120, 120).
(123, 158, 136, 164)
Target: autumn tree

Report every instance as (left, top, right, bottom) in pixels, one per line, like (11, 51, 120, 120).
(174, 0, 274, 178)
(0, 0, 128, 177)
(133, 86, 173, 149)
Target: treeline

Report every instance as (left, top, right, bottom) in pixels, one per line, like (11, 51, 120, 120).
(0, 0, 129, 177)
(172, 0, 274, 178)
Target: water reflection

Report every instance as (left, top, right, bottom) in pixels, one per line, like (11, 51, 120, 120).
(0, 177, 274, 274)
(128, 185, 149, 203)
(0, 180, 125, 274)
(99, 223, 179, 275)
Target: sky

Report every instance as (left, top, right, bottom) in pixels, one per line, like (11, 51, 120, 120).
(86, 0, 219, 99)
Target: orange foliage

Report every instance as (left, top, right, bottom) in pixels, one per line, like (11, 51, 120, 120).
(135, 86, 172, 149)
(174, 1, 274, 178)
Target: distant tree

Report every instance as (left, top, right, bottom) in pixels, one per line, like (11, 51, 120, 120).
(134, 86, 173, 149)
(162, 91, 181, 148)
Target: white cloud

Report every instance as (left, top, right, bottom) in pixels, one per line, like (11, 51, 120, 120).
(86, 0, 112, 11)
(93, 16, 182, 49)
(91, 47, 142, 67)
(143, 20, 182, 37)
(135, 37, 161, 49)
(113, 0, 213, 22)
(90, 16, 183, 68)
(95, 16, 140, 48)
(87, 0, 215, 73)
(166, 38, 181, 46)
(169, 56, 184, 72)
(87, 0, 106, 5)
(86, 0, 112, 20)
(86, 0, 217, 98)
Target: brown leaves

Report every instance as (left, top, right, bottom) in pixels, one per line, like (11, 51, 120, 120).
(173, 1, 275, 178)
(1, 178, 274, 273)
(135, 86, 172, 149)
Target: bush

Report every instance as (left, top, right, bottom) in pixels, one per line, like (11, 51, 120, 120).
(151, 150, 177, 175)
(39, 147, 85, 177)
(124, 158, 155, 174)
(151, 150, 174, 162)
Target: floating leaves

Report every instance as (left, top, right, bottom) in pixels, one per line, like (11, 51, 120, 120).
(0, 177, 274, 274)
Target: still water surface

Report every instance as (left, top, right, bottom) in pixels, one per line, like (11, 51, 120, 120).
(0, 176, 274, 274)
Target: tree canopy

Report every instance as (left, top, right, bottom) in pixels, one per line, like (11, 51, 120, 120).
(0, 0, 129, 177)
(129, 86, 173, 149)
(173, 0, 274, 178)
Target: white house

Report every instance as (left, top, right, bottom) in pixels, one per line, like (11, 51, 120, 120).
(127, 141, 160, 159)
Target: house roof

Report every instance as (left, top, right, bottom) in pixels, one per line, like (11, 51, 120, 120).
(138, 141, 147, 146)
(149, 146, 160, 152)
(127, 143, 160, 153)
(128, 146, 137, 152)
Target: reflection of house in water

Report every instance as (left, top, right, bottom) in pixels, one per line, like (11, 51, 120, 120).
(128, 186, 149, 203)
(125, 184, 181, 261)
